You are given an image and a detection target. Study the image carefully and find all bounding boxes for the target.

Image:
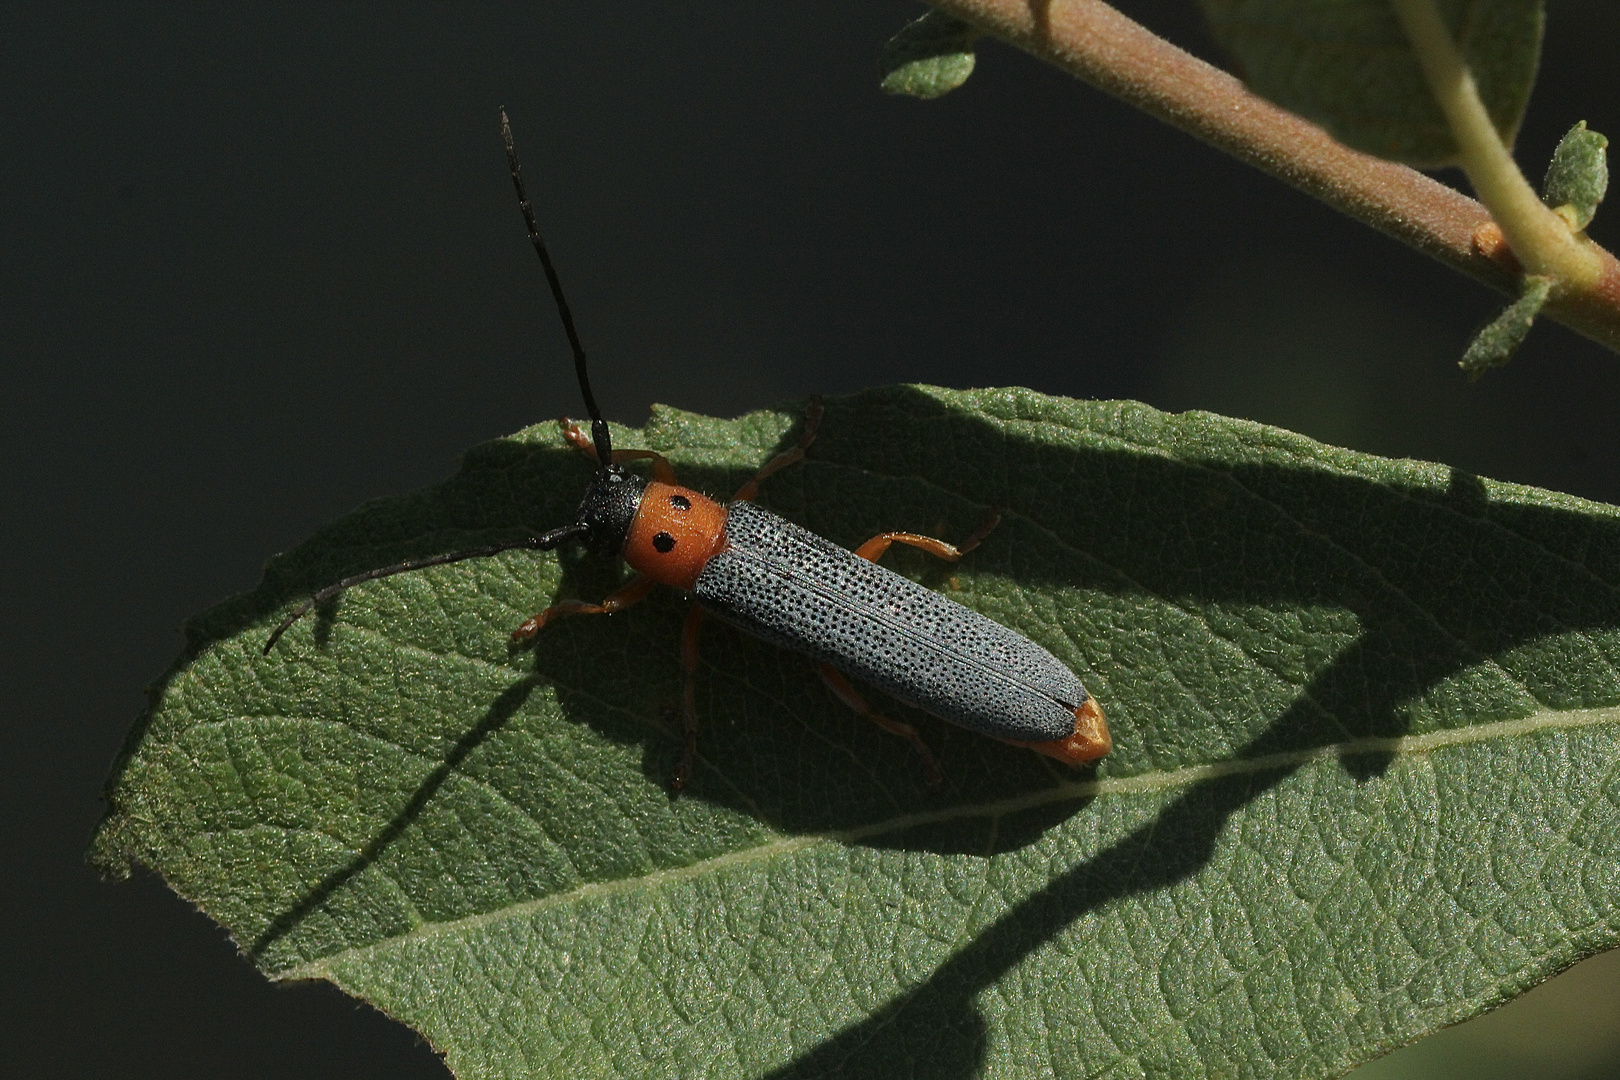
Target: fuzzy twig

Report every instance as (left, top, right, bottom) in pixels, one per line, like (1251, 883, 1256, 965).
(925, 0, 1620, 353)
(1389, 0, 1602, 289)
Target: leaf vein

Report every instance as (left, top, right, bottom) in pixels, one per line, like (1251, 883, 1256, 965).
(276, 704, 1620, 982)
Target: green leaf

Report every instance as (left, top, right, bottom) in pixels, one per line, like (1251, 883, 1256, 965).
(1460, 273, 1553, 378)
(92, 386, 1620, 1079)
(1198, 0, 1544, 167)
(879, 10, 979, 100)
(1542, 120, 1609, 232)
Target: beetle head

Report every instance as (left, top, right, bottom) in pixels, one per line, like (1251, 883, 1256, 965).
(575, 463, 649, 555)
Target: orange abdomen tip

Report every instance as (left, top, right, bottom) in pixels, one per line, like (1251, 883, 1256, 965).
(1014, 697, 1111, 766)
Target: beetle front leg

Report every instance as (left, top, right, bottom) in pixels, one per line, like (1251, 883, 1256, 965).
(510, 574, 657, 642)
(731, 400, 823, 502)
(559, 418, 677, 483)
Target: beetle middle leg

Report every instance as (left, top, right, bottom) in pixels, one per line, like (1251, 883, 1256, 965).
(817, 664, 943, 787)
(852, 505, 1003, 564)
(510, 573, 656, 642)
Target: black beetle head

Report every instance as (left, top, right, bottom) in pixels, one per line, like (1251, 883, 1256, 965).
(576, 463, 648, 555)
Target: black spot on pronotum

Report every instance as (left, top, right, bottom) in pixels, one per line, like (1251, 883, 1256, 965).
(669, 494, 691, 511)
(653, 532, 676, 553)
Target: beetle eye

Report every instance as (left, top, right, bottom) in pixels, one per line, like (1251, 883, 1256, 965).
(653, 532, 676, 553)
(669, 494, 691, 511)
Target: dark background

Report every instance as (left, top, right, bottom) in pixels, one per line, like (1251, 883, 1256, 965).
(5, 2, 1619, 1077)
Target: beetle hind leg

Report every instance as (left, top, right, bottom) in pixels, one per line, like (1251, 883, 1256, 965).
(817, 663, 942, 787)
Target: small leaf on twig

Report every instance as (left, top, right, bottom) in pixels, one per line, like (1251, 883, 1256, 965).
(879, 10, 979, 100)
(1461, 273, 1553, 378)
(1542, 120, 1609, 231)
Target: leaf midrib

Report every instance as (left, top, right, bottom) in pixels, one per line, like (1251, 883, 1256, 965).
(275, 702, 1620, 982)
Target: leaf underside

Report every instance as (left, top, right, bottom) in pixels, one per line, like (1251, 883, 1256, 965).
(1198, 0, 1544, 167)
(92, 386, 1620, 1079)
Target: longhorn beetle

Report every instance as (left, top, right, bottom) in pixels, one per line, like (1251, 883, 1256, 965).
(264, 110, 1111, 790)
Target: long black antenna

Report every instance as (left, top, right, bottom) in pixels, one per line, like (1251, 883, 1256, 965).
(262, 522, 589, 654)
(500, 108, 613, 466)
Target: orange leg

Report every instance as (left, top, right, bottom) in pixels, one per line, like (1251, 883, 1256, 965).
(559, 418, 676, 483)
(612, 448, 677, 484)
(510, 574, 657, 642)
(853, 532, 964, 564)
(732, 400, 824, 502)
(671, 606, 705, 791)
(851, 506, 1002, 564)
(817, 663, 942, 787)
(558, 417, 598, 459)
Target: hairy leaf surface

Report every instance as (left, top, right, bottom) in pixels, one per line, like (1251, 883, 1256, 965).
(93, 386, 1620, 1078)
